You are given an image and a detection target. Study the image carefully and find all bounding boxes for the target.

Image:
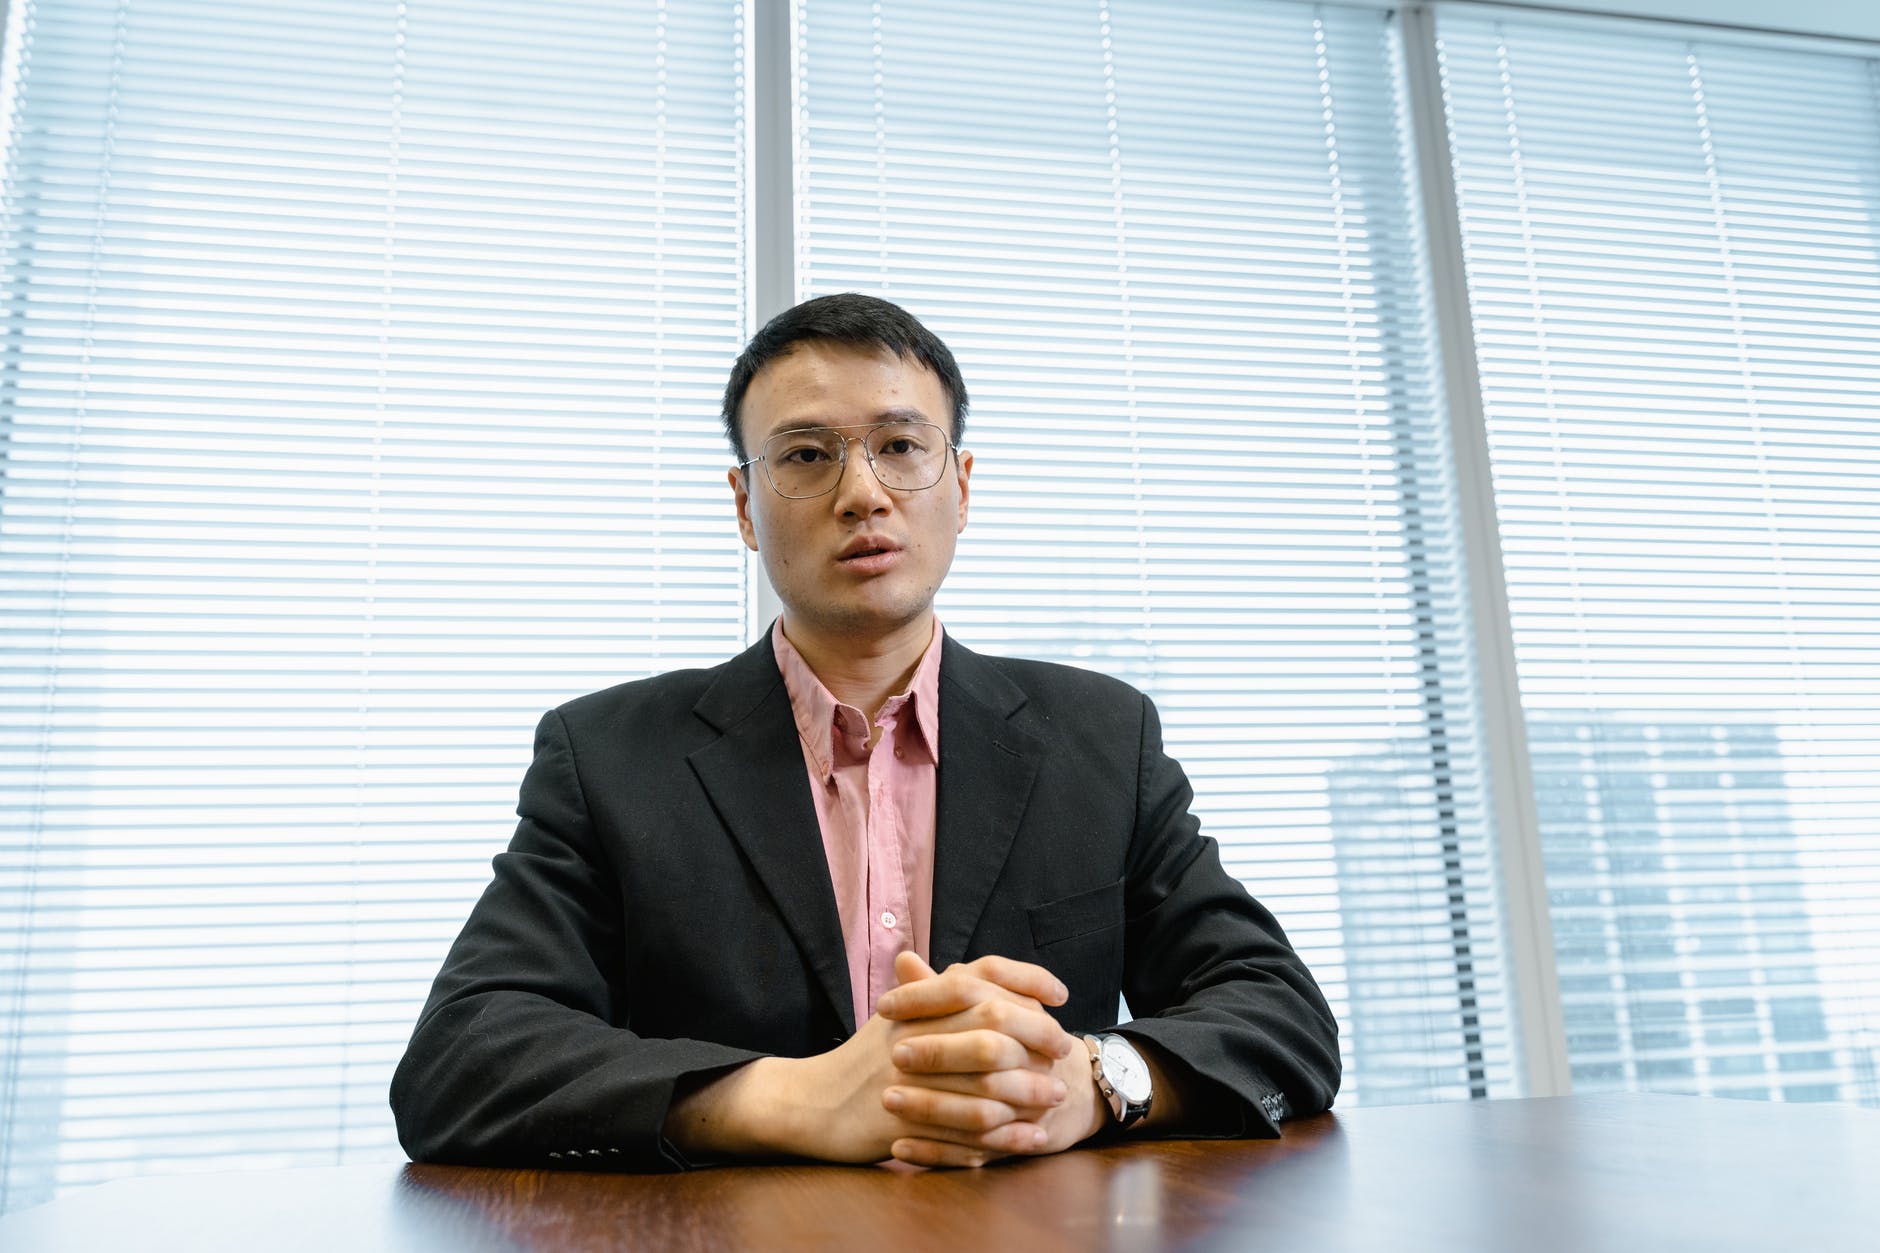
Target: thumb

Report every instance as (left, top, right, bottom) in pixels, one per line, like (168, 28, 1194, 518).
(893, 950, 937, 987)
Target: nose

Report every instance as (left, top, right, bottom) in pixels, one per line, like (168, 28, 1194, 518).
(830, 434, 891, 517)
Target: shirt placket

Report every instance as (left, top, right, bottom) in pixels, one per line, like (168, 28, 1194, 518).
(865, 703, 913, 1014)
(827, 708, 872, 1028)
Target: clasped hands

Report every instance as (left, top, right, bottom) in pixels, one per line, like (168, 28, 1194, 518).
(835, 951, 1108, 1167)
(671, 951, 1107, 1168)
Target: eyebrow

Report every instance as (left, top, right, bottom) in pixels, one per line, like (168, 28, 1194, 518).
(764, 407, 933, 436)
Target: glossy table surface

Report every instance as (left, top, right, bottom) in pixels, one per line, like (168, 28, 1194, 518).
(4, 1092, 1876, 1251)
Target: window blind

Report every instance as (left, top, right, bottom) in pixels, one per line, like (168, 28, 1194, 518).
(0, 0, 747, 1210)
(796, 0, 1519, 1106)
(1437, 8, 1880, 1104)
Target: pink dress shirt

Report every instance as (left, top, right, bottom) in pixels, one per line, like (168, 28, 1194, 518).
(772, 618, 941, 1031)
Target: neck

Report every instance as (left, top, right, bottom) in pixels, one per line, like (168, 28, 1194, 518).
(780, 612, 935, 722)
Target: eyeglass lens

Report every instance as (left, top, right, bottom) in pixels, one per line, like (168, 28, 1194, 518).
(761, 422, 950, 498)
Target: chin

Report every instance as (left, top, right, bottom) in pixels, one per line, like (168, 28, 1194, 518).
(793, 598, 932, 640)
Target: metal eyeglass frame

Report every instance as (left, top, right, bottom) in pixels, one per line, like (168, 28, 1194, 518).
(737, 420, 960, 499)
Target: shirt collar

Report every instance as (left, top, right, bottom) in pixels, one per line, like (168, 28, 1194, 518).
(773, 618, 944, 780)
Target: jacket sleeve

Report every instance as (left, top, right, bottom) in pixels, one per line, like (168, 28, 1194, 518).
(389, 709, 761, 1171)
(1109, 693, 1343, 1136)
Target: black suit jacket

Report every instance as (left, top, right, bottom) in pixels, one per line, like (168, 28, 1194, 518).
(391, 632, 1340, 1169)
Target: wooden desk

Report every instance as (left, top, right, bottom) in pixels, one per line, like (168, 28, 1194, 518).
(3, 1093, 1874, 1251)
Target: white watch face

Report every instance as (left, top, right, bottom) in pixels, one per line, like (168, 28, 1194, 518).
(1101, 1036, 1153, 1105)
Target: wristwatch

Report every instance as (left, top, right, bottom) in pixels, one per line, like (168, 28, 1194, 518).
(1084, 1033, 1154, 1130)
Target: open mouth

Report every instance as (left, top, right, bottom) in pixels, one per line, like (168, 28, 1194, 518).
(838, 541, 901, 571)
(839, 537, 899, 562)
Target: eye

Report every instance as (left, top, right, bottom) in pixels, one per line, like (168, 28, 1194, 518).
(771, 434, 839, 465)
(873, 425, 935, 458)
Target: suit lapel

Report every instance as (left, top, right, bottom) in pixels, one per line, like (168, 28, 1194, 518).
(686, 634, 855, 1033)
(929, 637, 1044, 970)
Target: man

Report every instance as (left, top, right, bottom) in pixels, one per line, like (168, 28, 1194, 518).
(391, 294, 1340, 1170)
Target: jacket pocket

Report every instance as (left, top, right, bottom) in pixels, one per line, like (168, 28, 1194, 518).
(1027, 878, 1125, 949)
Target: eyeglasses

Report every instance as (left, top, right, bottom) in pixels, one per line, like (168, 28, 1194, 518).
(739, 420, 957, 499)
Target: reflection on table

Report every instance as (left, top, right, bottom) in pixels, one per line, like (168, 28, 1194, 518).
(2, 1093, 1875, 1252)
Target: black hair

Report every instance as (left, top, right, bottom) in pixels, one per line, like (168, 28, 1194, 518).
(720, 293, 969, 461)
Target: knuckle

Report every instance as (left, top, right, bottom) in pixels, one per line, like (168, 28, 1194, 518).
(959, 961, 997, 986)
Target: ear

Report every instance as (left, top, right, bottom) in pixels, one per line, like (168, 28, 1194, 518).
(953, 449, 973, 534)
(730, 466, 760, 552)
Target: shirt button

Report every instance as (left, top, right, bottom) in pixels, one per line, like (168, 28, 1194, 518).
(893, 746, 905, 759)
(880, 911, 896, 929)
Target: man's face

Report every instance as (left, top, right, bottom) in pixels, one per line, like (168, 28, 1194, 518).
(731, 341, 972, 643)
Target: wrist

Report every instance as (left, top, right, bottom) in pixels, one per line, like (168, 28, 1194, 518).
(1062, 1044, 1112, 1146)
(735, 1054, 811, 1157)
(667, 1054, 802, 1159)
